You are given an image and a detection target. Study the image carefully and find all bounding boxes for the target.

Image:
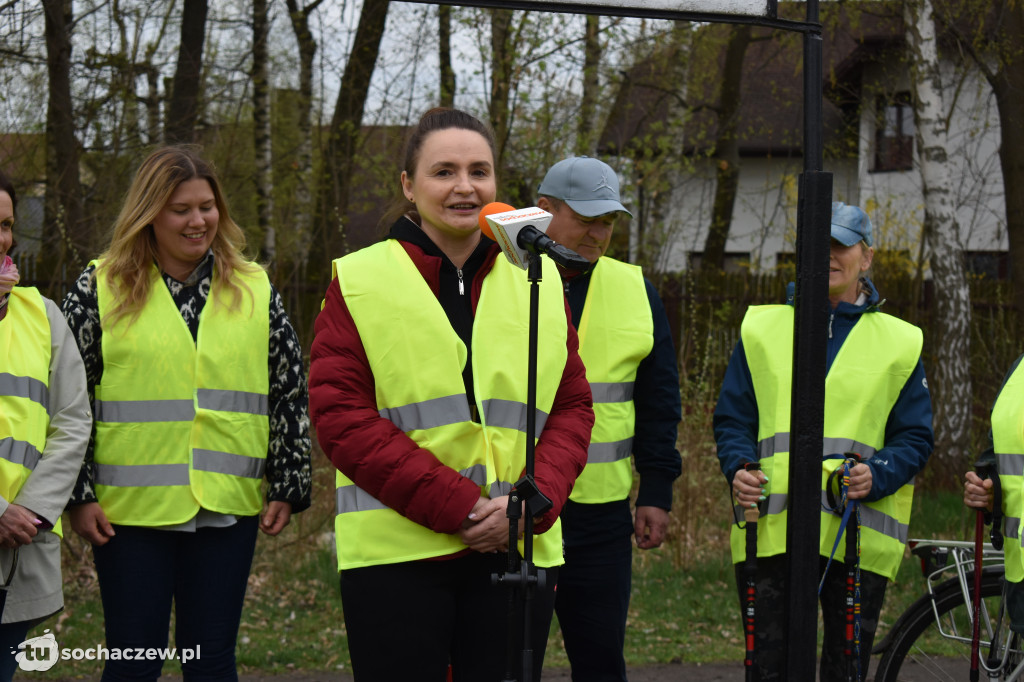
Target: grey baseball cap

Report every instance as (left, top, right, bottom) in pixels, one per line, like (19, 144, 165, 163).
(538, 156, 633, 218)
(831, 201, 873, 247)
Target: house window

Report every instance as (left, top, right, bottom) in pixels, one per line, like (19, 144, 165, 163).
(873, 93, 914, 172)
(964, 251, 1009, 279)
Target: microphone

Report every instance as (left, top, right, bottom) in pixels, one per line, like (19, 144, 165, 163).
(478, 203, 591, 271)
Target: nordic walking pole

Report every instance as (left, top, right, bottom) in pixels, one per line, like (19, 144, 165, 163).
(743, 462, 761, 682)
(841, 457, 860, 682)
(971, 460, 995, 682)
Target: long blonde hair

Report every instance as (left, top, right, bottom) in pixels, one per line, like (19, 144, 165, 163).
(98, 146, 261, 325)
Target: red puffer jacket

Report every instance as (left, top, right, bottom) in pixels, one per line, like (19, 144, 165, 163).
(309, 238, 593, 538)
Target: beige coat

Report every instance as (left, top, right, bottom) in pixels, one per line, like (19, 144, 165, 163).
(0, 294, 91, 624)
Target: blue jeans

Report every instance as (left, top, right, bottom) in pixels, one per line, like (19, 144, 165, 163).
(0, 620, 35, 682)
(92, 516, 258, 682)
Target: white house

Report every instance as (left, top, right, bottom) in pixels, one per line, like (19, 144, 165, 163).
(600, 3, 1008, 277)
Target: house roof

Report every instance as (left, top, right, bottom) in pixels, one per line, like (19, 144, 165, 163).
(599, 3, 905, 158)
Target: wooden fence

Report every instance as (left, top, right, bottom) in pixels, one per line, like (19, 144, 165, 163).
(658, 270, 1023, 427)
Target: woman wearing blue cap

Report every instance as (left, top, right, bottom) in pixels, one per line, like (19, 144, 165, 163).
(713, 202, 934, 681)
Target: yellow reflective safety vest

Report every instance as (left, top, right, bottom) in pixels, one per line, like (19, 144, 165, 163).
(993, 361, 1024, 582)
(733, 304, 922, 579)
(332, 240, 568, 570)
(93, 261, 271, 526)
(0, 287, 61, 537)
(569, 257, 652, 503)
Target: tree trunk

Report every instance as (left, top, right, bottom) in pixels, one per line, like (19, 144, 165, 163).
(42, 0, 87, 293)
(577, 14, 601, 156)
(166, 0, 208, 144)
(985, 2, 1024, 314)
(314, 0, 389, 266)
(489, 8, 514, 170)
(285, 0, 323, 275)
(906, 0, 972, 471)
(701, 24, 751, 273)
(253, 0, 275, 265)
(439, 5, 456, 108)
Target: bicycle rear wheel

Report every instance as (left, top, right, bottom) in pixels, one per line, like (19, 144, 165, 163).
(874, 572, 1016, 681)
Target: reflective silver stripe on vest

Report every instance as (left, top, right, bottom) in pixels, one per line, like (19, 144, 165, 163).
(0, 437, 42, 471)
(94, 399, 195, 423)
(738, 490, 907, 543)
(588, 438, 632, 464)
(1005, 516, 1021, 540)
(757, 432, 877, 461)
(380, 395, 472, 432)
(461, 464, 487, 487)
(819, 490, 907, 542)
(193, 449, 266, 479)
(589, 382, 634, 404)
(489, 480, 518, 497)
(336, 465, 489, 514)
(859, 504, 909, 543)
(0, 373, 49, 413)
(482, 399, 549, 435)
(94, 463, 190, 487)
(758, 433, 788, 460)
(997, 453, 1024, 477)
(822, 437, 877, 460)
(197, 389, 268, 416)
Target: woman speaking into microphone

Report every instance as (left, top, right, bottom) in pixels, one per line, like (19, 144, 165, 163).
(309, 107, 593, 681)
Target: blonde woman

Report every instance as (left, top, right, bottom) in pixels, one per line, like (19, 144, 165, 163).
(61, 147, 311, 681)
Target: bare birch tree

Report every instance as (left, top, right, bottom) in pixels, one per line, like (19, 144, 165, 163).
(905, 0, 972, 467)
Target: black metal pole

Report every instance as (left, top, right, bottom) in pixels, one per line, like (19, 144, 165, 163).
(520, 254, 541, 682)
(786, 0, 830, 678)
(496, 254, 549, 682)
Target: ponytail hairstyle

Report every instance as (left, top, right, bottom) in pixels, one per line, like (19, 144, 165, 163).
(378, 107, 497, 232)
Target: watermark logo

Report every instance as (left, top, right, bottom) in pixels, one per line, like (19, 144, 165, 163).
(14, 630, 59, 672)
(10, 631, 200, 672)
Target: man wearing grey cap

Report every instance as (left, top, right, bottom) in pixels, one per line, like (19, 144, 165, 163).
(536, 156, 682, 682)
(713, 202, 934, 680)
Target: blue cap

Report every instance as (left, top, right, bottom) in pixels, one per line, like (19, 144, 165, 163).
(538, 156, 632, 218)
(831, 201, 873, 247)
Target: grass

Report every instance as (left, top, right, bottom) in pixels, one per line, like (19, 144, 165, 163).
(33, 447, 977, 678)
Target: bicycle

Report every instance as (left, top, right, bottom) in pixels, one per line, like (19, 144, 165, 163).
(872, 539, 1024, 681)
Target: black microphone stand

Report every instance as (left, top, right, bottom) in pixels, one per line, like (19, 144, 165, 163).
(493, 252, 552, 682)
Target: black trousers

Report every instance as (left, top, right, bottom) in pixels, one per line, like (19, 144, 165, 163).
(340, 552, 557, 682)
(734, 554, 888, 682)
(554, 535, 632, 682)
